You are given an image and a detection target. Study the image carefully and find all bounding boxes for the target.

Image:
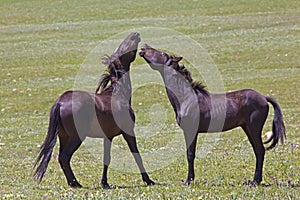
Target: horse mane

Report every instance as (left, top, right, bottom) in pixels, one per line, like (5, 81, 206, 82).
(95, 55, 125, 94)
(171, 63, 209, 95)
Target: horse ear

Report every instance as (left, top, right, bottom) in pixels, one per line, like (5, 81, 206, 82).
(174, 56, 183, 63)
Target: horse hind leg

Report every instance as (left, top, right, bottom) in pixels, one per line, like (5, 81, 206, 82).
(58, 128, 83, 188)
(242, 110, 267, 185)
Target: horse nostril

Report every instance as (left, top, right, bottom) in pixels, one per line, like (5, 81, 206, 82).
(139, 51, 145, 56)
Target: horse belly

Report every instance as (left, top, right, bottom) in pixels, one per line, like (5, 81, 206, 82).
(86, 117, 106, 138)
(222, 117, 242, 131)
(197, 114, 241, 133)
(86, 116, 121, 138)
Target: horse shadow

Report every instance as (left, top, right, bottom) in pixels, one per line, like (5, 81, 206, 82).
(85, 182, 168, 190)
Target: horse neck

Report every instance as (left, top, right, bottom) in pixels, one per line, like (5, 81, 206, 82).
(165, 86, 181, 121)
(158, 67, 197, 120)
(122, 63, 130, 72)
(113, 72, 132, 102)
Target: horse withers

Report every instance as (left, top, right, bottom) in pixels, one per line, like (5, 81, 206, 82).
(34, 33, 155, 189)
(139, 44, 286, 186)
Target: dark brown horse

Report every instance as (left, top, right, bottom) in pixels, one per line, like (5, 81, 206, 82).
(139, 44, 286, 186)
(34, 33, 154, 189)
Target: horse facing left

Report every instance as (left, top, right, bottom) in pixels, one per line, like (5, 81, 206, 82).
(139, 44, 286, 186)
(33, 32, 155, 189)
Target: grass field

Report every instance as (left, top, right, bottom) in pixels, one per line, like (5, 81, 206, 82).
(1, 0, 300, 199)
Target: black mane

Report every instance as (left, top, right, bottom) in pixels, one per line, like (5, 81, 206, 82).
(95, 55, 126, 94)
(171, 63, 209, 95)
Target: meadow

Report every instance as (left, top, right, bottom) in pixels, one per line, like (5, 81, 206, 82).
(0, 0, 299, 199)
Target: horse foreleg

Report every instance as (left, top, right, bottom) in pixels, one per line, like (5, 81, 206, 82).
(184, 132, 198, 186)
(122, 132, 155, 186)
(101, 137, 112, 189)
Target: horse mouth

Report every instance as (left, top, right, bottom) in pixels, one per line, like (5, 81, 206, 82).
(139, 49, 145, 57)
(139, 49, 152, 64)
(139, 44, 151, 61)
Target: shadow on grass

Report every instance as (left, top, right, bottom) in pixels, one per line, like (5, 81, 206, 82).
(243, 180, 300, 188)
(85, 182, 169, 190)
(34, 181, 170, 191)
(35, 181, 300, 191)
(191, 179, 300, 189)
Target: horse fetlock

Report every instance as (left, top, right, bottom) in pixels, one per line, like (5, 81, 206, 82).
(142, 173, 155, 185)
(183, 177, 194, 186)
(101, 180, 111, 189)
(253, 177, 262, 184)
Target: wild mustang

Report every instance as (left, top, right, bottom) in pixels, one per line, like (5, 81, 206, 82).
(34, 33, 155, 189)
(139, 44, 285, 186)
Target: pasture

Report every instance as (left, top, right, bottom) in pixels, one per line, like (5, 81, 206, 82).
(0, 0, 299, 199)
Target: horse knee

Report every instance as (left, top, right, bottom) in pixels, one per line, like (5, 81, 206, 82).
(103, 154, 111, 166)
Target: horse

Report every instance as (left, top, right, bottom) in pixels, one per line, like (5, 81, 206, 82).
(139, 44, 286, 186)
(33, 33, 155, 189)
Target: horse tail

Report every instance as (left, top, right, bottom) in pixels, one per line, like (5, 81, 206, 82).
(264, 96, 286, 150)
(33, 102, 60, 184)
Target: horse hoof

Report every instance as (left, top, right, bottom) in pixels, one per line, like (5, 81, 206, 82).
(243, 180, 257, 188)
(102, 183, 111, 189)
(183, 180, 191, 186)
(70, 182, 82, 188)
(146, 179, 155, 186)
(182, 178, 193, 186)
(183, 182, 190, 186)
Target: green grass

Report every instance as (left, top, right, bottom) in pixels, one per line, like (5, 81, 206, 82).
(1, 0, 300, 199)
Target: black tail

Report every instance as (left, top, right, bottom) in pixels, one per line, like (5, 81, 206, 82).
(264, 96, 286, 150)
(33, 103, 60, 183)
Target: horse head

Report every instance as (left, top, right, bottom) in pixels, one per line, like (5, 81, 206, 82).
(139, 44, 182, 71)
(104, 32, 141, 72)
(96, 32, 140, 93)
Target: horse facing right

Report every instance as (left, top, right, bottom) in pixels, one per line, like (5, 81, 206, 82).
(139, 44, 286, 186)
(33, 33, 155, 189)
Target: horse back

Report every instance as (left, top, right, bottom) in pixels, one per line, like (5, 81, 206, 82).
(196, 89, 268, 132)
(225, 89, 268, 108)
(56, 90, 122, 139)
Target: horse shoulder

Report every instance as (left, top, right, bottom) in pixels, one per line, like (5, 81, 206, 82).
(93, 94, 107, 110)
(179, 93, 199, 117)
